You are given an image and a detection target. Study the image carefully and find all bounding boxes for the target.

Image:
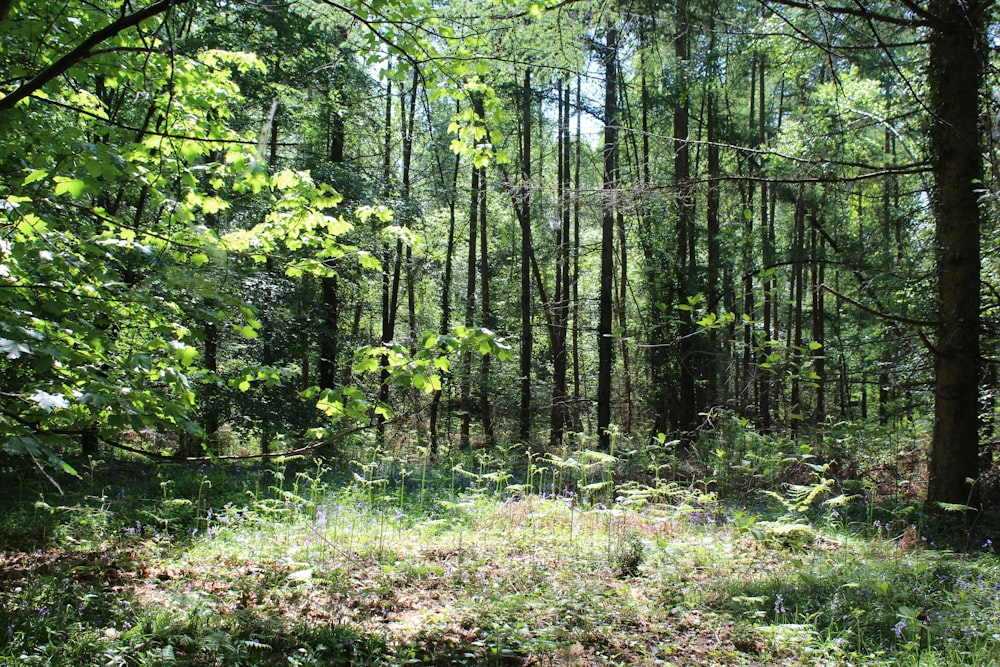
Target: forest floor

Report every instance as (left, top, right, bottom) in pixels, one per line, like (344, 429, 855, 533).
(2, 452, 1000, 666)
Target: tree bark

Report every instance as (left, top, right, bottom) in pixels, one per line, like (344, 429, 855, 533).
(926, 0, 984, 509)
(518, 69, 534, 446)
(551, 80, 571, 448)
(478, 163, 496, 448)
(597, 23, 619, 451)
(429, 103, 461, 454)
(674, 0, 697, 437)
(460, 96, 485, 450)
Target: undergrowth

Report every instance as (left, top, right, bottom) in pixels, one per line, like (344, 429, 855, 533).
(2, 424, 1000, 666)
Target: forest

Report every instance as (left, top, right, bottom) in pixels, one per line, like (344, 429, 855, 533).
(3, 0, 1000, 665)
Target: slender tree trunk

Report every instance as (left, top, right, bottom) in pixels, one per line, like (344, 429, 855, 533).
(635, 28, 672, 437)
(403, 72, 419, 354)
(789, 184, 806, 432)
(706, 83, 721, 409)
(551, 80, 571, 448)
(571, 75, 583, 432)
(810, 204, 825, 424)
(429, 103, 461, 454)
(926, 0, 984, 509)
(377, 80, 394, 442)
(319, 105, 346, 391)
(674, 0, 697, 437)
(757, 54, 773, 433)
(460, 97, 484, 450)
(518, 69, 534, 446)
(741, 59, 757, 421)
(597, 23, 619, 451)
(478, 164, 496, 448)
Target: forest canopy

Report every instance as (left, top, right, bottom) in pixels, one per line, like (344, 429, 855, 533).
(1, 0, 997, 511)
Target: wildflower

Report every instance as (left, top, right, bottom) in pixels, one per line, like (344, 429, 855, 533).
(893, 619, 907, 638)
(983, 538, 993, 550)
(773, 594, 787, 615)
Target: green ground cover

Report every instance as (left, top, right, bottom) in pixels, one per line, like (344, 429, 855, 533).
(2, 445, 999, 666)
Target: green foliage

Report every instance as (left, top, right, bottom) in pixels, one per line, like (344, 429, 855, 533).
(4, 450, 1000, 666)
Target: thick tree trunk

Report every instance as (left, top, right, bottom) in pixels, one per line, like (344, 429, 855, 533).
(926, 1, 984, 509)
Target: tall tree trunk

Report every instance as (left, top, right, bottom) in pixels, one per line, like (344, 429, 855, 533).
(551, 79, 571, 448)
(377, 80, 394, 442)
(319, 103, 345, 391)
(926, 0, 984, 509)
(571, 75, 583, 432)
(460, 97, 484, 450)
(636, 17, 671, 438)
(706, 85, 722, 410)
(403, 72, 419, 354)
(597, 23, 618, 451)
(518, 69, 534, 445)
(757, 54, 773, 433)
(674, 0, 697, 437)
(810, 204, 826, 424)
(429, 102, 461, 455)
(478, 164, 496, 447)
(789, 184, 806, 432)
(741, 59, 757, 421)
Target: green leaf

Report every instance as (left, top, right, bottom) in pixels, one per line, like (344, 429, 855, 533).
(354, 357, 379, 374)
(22, 169, 48, 185)
(173, 343, 200, 366)
(272, 169, 300, 190)
(53, 177, 87, 197)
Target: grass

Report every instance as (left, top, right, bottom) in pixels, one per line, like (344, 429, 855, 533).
(2, 440, 1000, 666)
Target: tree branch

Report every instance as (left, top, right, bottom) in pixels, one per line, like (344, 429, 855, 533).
(759, 0, 931, 28)
(821, 283, 938, 328)
(0, 0, 190, 113)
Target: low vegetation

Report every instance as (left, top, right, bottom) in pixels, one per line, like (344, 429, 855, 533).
(3, 427, 1000, 666)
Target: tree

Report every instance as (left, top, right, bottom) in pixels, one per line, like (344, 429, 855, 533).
(597, 21, 619, 451)
(925, 0, 987, 508)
